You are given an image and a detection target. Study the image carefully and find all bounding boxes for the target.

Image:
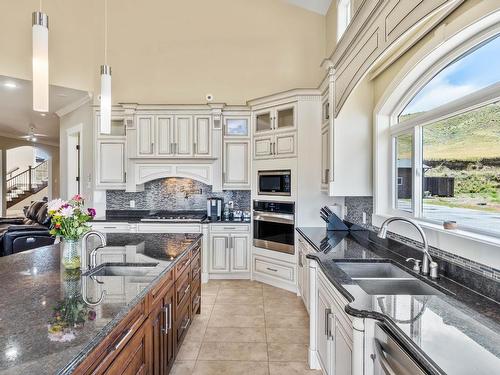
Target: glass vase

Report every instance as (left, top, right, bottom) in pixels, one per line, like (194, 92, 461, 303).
(61, 239, 81, 270)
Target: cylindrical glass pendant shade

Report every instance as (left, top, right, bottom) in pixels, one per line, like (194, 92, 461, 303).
(32, 11, 49, 112)
(100, 65, 112, 134)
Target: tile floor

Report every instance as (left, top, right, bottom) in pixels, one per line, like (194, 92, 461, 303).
(171, 280, 322, 375)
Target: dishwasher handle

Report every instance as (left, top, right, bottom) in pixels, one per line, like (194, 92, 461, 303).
(371, 339, 397, 375)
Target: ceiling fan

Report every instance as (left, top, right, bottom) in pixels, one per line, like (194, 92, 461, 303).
(19, 125, 48, 142)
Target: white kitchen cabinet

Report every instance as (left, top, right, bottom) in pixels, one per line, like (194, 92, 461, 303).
(230, 234, 250, 272)
(313, 267, 356, 375)
(136, 115, 155, 156)
(253, 132, 296, 160)
(174, 115, 193, 157)
(96, 140, 126, 188)
(223, 140, 250, 189)
(297, 235, 311, 313)
(210, 235, 230, 273)
(253, 103, 296, 134)
(193, 116, 211, 157)
(321, 124, 330, 191)
(157, 115, 175, 156)
(209, 225, 250, 275)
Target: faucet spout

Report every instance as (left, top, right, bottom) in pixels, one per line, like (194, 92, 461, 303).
(81, 231, 107, 270)
(377, 217, 438, 279)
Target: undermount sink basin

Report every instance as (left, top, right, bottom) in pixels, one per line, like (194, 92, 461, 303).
(355, 279, 443, 295)
(336, 262, 413, 279)
(84, 263, 159, 277)
(336, 262, 442, 295)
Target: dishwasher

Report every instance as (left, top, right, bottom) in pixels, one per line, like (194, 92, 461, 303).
(372, 324, 428, 375)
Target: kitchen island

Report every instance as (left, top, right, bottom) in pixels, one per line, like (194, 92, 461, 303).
(0, 232, 202, 375)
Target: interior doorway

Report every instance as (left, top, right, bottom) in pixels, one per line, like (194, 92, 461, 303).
(66, 125, 82, 198)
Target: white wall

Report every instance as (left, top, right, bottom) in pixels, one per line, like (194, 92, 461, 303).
(59, 102, 94, 206)
(6, 146, 35, 176)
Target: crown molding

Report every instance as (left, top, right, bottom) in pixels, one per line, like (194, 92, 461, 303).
(55, 92, 92, 118)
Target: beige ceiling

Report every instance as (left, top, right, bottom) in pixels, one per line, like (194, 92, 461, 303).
(0, 76, 89, 145)
(284, 0, 333, 15)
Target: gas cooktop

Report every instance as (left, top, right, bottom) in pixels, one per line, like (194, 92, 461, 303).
(139, 211, 207, 222)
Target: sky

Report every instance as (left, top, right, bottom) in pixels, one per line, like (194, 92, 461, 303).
(401, 35, 500, 116)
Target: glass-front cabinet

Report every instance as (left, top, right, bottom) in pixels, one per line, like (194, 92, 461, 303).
(253, 103, 296, 134)
(224, 117, 250, 137)
(95, 112, 128, 137)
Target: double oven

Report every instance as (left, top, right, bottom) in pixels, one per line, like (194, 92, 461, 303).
(253, 200, 295, 255)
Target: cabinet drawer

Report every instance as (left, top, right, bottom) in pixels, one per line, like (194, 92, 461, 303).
(175, 252, 191, 279)
(190, 249, 201, 276)
(148, 270, 174, 310)
(191, 283, 201, 316)
(175, 267, 191, 312)
(77, 300, 146, 374)
(191, 267, 201, 296)
(102, 322, 148, 375)
(254, 257, 295, 282)
(174, 297, 191, 348)
(210, 224, 250, 232)
(91, 222, 130, 233)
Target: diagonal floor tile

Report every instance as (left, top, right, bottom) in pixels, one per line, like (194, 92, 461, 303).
(266, 327, 309, 344)
(268, 342, 308, 362)
(197, 342, 268, 361)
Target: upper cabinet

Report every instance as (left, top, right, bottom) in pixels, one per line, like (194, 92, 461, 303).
(222, 115, 251, 190)
(135, 114, 212, 159)
(253, 103, 296, 135)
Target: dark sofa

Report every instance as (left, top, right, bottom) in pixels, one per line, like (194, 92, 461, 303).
(0, 201, 55, 256)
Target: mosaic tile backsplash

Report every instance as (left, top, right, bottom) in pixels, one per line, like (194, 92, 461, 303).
(344, 196, 500, 281)
(106, 178, 251, 211)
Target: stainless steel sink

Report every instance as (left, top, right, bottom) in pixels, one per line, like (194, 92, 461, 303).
(336, 262, 413, 279)
(84, 263, 159, 277)
(336, 262, 442, 295)
(355, 279, 442, 295)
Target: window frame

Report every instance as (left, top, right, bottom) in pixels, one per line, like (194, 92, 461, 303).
(337, 0, 352, 41)
(390, 80, 500, 236)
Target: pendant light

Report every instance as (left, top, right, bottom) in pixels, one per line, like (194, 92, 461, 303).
(32, 0, 49, 112)
(100, 0, 111, 134)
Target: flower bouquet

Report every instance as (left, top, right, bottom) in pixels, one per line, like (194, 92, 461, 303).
(47, 195, 96, 269)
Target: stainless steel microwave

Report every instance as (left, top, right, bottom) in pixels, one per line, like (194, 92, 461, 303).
(257, 170, 291, 196)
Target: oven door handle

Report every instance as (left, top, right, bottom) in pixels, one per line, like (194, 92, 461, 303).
(253, 214, 294, 225)
(372, 339, 398, 375)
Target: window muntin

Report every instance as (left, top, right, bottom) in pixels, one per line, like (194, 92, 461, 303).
(400, 35, 500, 122)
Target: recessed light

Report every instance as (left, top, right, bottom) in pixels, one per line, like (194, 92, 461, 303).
(4, 82, 17, 89)
(40, 113, 47, 117)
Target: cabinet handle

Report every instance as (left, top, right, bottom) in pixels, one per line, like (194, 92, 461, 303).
(298, 253, 303, 267)
(325, 308, 333, 340)
(181, 317, 191, 330)
(170, 142, 174, 153)
(113, 327, 133, 351)
(193, 142, 197, 154)
(168, 302, 172, 330)
(194, 295, 201, 306)
(266, 267, 278, 272)
(223, 227, 236, 230)
(162, 304, 169, 333)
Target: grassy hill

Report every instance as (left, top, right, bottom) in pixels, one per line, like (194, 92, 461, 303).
(418, 104, 500, 161)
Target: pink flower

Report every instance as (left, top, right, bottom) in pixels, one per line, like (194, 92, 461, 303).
(87, 208, 96, 218)
(47, 199, 66, 213)
(72, 194, 83, 202)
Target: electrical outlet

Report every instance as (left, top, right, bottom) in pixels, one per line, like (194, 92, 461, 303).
(362, 212, 367, 224)
(130, 200, 136, 208)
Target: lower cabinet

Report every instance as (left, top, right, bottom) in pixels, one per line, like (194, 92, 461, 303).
(297, 235, 311, 313)
(209, 225, 250, 275)
(75, 240, 202, 375)
(315, 269, 354, 375)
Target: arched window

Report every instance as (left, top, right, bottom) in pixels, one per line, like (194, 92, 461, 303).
(392, 35, 500, 236)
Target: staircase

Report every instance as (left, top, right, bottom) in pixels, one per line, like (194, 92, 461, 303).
(6, 161, 49, 208)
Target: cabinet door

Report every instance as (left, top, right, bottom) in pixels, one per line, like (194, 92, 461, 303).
(193, 116, 211, 157)
(316, 285, 333, 375)
(275, 104, 296, 132)
(157, 115, 175, 156)
(175, 116, 193, 157)
(275, 132, 296, 158)
(223, 140, 250, 189)
(98, 141, 125, 184)
(137, 115, 155, 156)
(104, 322, 148, 375)
(209, 235, 230, 273)
(163, 288, 175, 372)
(254, 109, 273, 133)
(321, 125, 330, 186)
(334, 317, 353, 375)
(230, 234, 249, 272)
(150, 287, 174, 375)
(254, 135, 273, 159)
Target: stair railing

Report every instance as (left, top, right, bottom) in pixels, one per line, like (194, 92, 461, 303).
(6, 160, 49, 195)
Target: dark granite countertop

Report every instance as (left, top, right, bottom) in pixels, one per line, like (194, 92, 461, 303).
(0, 232, 202, 375)
(297, 227, 500, 375)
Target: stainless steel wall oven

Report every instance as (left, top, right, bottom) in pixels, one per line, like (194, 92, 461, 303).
(253, 200, 295, 254)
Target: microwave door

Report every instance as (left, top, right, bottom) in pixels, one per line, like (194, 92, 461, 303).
(259, 175, 282, 194)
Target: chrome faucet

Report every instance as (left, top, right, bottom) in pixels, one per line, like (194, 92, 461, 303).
(377, 217, 438, 279)
(81, 231, 107, 270)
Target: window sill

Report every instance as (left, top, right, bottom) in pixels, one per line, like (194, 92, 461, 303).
(372, 213, 500, 270)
